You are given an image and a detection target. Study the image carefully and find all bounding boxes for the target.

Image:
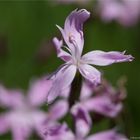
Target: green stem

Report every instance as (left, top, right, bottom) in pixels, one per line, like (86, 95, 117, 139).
(68, 72, 82, 108)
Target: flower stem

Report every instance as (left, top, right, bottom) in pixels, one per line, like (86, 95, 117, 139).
(68, 72, 82, 108)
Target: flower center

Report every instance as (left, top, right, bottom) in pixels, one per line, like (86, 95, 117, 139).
(72, 58, 84, 68)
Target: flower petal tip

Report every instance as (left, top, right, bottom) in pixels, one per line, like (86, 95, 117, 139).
(122, 51, 134, 62)
(46, 97, 53, 105)
(128, 55, 134, 62)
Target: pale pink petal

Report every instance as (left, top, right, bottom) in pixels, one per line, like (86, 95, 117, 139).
(83, 95, 122, 118)
(53, 37, 72, 62)
(47, 100, 69, 121)
(80, 81, 94, 100)
(71, 103, 91, 138)
(86, 129, 128, 140)
(82, 50, 134, 66)
(27, 76, 52, 107)
(98, 0, 140, 26)
(43, 123, 75, 140)
(60, 86, 71, 99)
(32, 111, 47, 136)
(47, 64, 77, 104)
(8, 109, 46, 140)
(79, 64, 101, 85)
(0, 115, 9, 134)
(12, 126, 31, 140)
(0, 85, 25, 108)
(57, 9, 90, 56)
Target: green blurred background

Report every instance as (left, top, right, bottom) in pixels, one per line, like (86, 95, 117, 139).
(0, 1, 139, 139)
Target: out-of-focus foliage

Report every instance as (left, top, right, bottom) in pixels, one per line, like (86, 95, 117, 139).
(0, 0, 140, 138)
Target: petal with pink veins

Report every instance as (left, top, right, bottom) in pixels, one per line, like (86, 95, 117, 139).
(47, 64, 77, 104)
(57, 9, 90, 57)
(53, 37, 72, 62)
(71, 103, 91, 138)
(82, 50, 134, 66)
(79, 64, 101, 85)
(83, 95, 122, 118)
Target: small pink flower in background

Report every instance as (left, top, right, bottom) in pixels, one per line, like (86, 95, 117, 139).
(71, 104, 128, 140)
(43, 104, 128, 140)
(78, 79, 126, 118)
(71, 103, 92, 139)
(44, 124, 128, 140)
(47, 8, 133, 103)
(39, 99, 69, 139)
(86, 129, 128, 140)
(0, 77, 59, 140)
(97, 0, 140, 26)
(43, 123, 75, 140)
(45, 100, 68, 122)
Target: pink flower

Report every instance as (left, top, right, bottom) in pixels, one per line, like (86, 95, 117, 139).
(97, 0, 140, 26)
(43, 105, 128, 140)
(86, 129, 128, 140)
(44, 99, 69, 124)
(47, 9, 133, 103)
(44, 124, 128, 140)
(71, 105, 128, 140)
(43, 123, 75, 140)
(71, 103, 92, 139)
(39, 99, 69, 139)
(79, 79, 126, 118)
(0, 77, 55, 140)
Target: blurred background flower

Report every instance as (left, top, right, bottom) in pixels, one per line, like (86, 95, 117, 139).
(0, 77, 52, 140)
(97, 0, 140, 26)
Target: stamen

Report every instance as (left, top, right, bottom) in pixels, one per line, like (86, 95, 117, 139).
(62, 45, 72, 54)
(69, 33, 80, 58)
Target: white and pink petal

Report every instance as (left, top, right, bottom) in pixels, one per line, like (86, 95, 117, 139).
(82, 50, 134, 66)
(57, 9, 90, 57)
(53, 37, 72, 62)
(79, 64, 101, 86)
(80, 81, 94, 101)
(0, 85, 25, 108)
(27, 76, 52, 107)
(86, 129, 128, 140)
(83, 95, 122, 118)
(71, 103, 91, 138)
(47, 64, 77, 104)
(47, 100, 69, 121)
(0, 115, 10, 134)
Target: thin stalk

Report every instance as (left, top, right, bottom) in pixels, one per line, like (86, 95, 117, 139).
(68, 72, 82, 108)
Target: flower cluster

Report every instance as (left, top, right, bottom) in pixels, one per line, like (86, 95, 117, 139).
(42, 78, 128, 140)
(97, 0, 140, 26)
(0, 77, 69, 140)
(42, 9, 133, 140)
(0, 76, 128, 140)
(0, 8, 134, 140)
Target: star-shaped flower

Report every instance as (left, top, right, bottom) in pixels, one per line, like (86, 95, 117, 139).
(47, 9, 133, 103)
